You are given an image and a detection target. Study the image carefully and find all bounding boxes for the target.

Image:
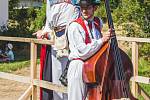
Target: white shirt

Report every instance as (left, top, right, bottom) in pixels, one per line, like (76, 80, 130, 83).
(67, 18, 104, 60)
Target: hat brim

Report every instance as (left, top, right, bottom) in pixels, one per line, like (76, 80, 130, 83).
(79, 0, 92, 8)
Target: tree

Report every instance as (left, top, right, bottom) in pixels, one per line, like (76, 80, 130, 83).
(30, 3, 46, 31)
(95, 0, 150, 58)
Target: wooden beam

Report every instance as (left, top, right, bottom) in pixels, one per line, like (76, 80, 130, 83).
(30, 42, 37, 100)
(31, 38, 54, 45)
(131, 42, 138, 97)
(117, 36, 150, 43)
(0, 71, 149, 93)
(0, 36, 149, 44)
(0, 36, 54, 45)
(33, 79, 67, 93)
(0, 72, 30, 83)
(130, 76, 150, 84)
(18, 85, 32, 100)
(0, 36, 31, 43)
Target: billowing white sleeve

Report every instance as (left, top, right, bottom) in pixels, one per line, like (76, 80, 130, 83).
(42, 19, 53, 33)
(42, 0, 58, 36)
(68, 22, 104, 60)
(42, 0, 53, 33)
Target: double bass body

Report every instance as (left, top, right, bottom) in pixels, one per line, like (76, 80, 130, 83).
(108, 48, 137, 100)
(83, 42, 138, 100)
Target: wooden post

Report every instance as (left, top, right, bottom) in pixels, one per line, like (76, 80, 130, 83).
(30, 42, 37, 100)
(131, 42, 138, 97)
(18, 86, 32, 100)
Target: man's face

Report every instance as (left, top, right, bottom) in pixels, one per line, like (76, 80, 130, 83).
(81, 5, 97, 20)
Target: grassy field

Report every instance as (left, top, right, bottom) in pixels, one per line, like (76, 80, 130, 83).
(0, 43, 40, 72)
(138, 57, 150, 100)
(0, 60, 30, 72)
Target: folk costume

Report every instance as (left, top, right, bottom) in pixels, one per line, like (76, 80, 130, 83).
(40, 0, 80, 100)
(67, 16, 103, 100)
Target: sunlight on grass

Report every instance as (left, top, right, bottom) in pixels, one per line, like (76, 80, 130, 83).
(137, 83, 150, 100)
(139, 83, 150, 96)
(0, 61, 30, 72)
(139, 57, 150, 77)
(138, 57, 150, 99)
(0, 59, 40, 72)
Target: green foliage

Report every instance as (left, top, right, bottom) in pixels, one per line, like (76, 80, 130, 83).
(95, 2, 107, 22)
(8, 8, 37, 36)
(139, 83, 150, 98)
(1, 0, 42, 37)
(138, 57, 150, 77)
(109, 0, 122, 9)
(9, 0, 19, 11)
(95, 0, 150, 58)
(113, 0, 144, 25)
(95, 0, 122, 21)
(138, 57, 150, 98)
(139, 43, 150, 59)
(111, 0, 150, 37)
(30, 3, 46, 31)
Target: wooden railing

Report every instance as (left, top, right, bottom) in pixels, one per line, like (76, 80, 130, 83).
(0, 36, 149, 100)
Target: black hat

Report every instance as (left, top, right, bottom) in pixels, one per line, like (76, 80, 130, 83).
(79, 0, 100, 8)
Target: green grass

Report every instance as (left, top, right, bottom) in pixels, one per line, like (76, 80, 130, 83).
(137, 57, 150, 99)
(137, 83, 150, 100)
(0, 44, 40, 72)
(0, 59, 40, 73)
(0, 43, 42, 72)
(138, 57, 150, 77)
(0, 60, 30, 72)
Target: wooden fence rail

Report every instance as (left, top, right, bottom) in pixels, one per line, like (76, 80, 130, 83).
(0, 36, 150, 100)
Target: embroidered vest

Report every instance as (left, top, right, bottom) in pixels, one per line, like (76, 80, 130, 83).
(74, 17, 102, 44)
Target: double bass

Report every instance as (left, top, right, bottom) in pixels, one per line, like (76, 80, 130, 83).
(82, 0, 138, 99)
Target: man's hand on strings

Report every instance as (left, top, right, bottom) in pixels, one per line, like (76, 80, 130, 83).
(101, 28, 114, 43)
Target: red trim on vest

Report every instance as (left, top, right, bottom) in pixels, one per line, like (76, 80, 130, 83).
(74, 17, 102, 44)
(74, 17, 91, 44)
(72, 58, 83, 61)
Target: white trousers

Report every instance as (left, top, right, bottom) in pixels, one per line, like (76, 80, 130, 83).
(51, 48, 68, 100)
(67, 60, 86, 100)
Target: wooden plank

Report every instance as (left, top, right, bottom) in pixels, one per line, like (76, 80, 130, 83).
(33, 79, 67, 93)
(137, 84, 150, 100)
(30, 42, 37, 100)
(131, 42, 138, 97)
(0, 36, 31, 42)
(0, 36, 150, 44)
(18, 85, 32, 100)
(0, 72, 30, 83)
(1, 71, 149, 93)
(117, 36, 150, 43)
(130, 76, 150, 84)
(0, 36, 54, 45)
(31, 38, 54, 45)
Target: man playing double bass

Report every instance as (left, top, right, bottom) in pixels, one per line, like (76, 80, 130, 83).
(67, 0, 112, 100)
